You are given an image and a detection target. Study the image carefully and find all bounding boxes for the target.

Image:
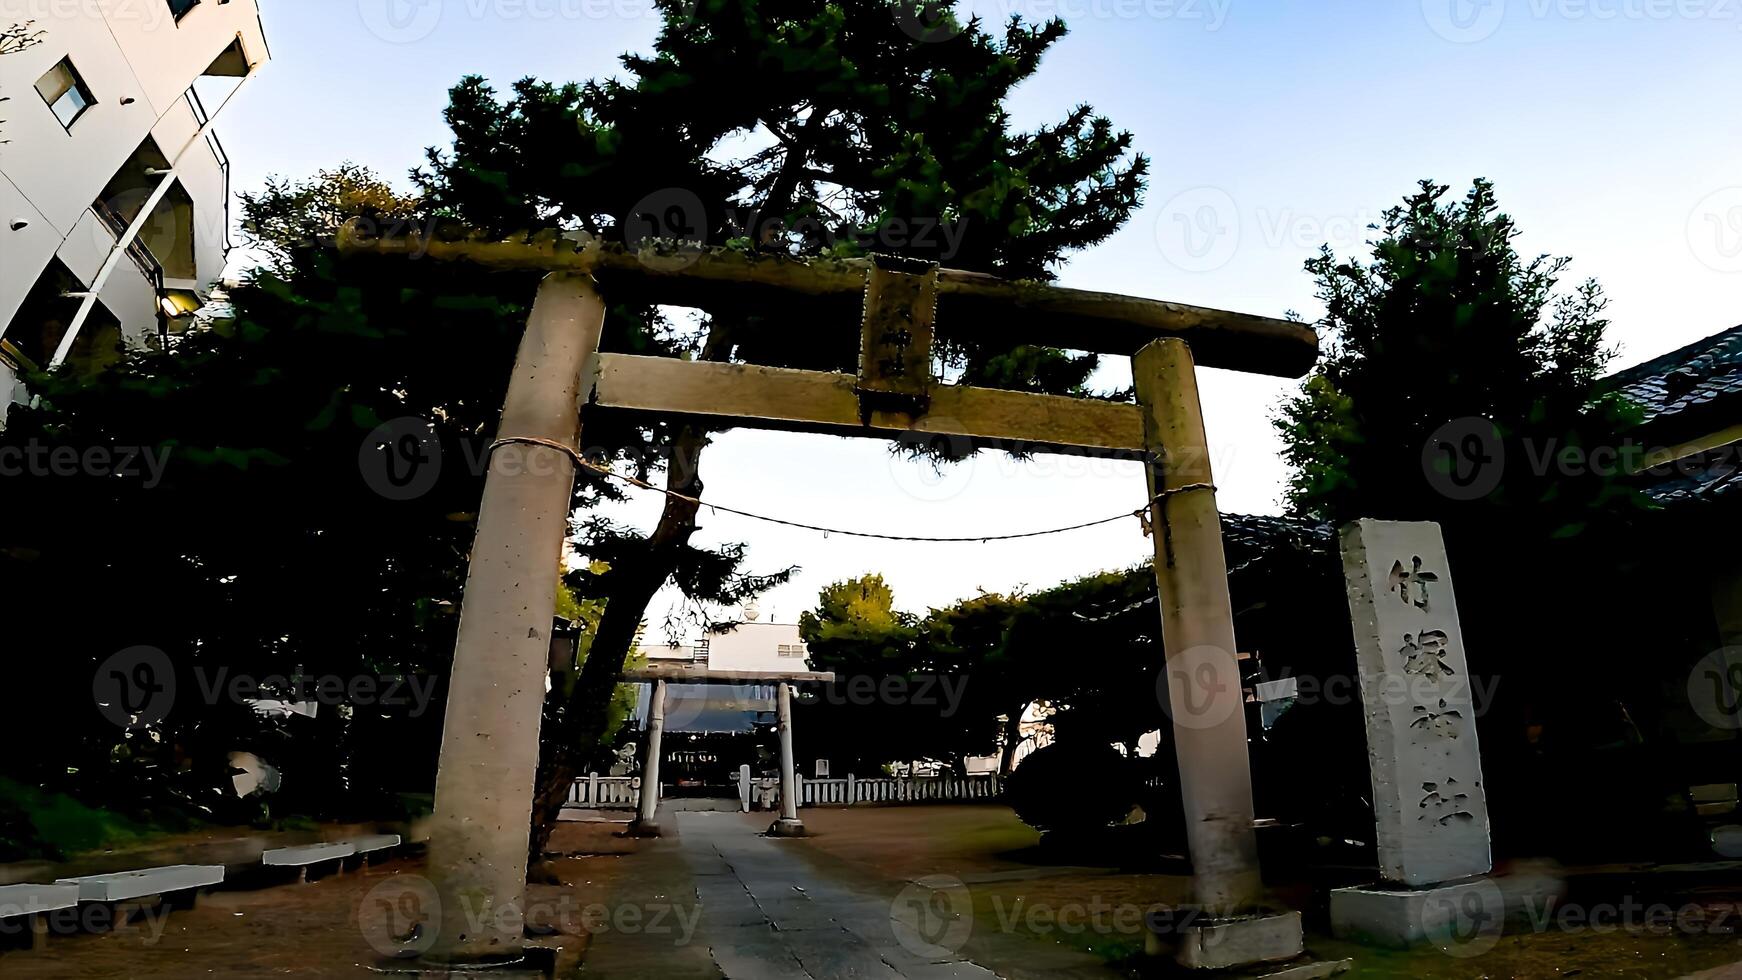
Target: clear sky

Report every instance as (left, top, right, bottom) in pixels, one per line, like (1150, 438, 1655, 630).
(218, 1, 1741, 627)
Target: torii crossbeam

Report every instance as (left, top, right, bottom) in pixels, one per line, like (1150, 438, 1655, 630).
(338, 222, 1318, 970)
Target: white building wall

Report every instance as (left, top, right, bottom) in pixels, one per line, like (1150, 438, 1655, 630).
(55, 209, 115, 286)
(0, 18, 149, 261)
(0, 360, 17, 414)
(157, 98, 231, 291)
(0, 172, 55, 322)
(0, 0, 268, 414)
(705, 622, 810, 673)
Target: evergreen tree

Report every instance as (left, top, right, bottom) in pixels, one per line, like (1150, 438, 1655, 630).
(1276, 179, 1631, 526)
(1273, 179, 1657, 849)
(410, 0, 1149, 852)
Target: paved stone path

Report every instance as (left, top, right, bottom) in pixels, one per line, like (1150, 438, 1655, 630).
(581, 809, 1120, 979)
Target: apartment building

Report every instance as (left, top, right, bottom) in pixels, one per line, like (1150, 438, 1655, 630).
(0, 1, 269, 422)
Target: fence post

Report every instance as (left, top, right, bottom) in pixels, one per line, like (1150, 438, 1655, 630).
(587, 772, 599, 807)
(847, 773, 857, 806)
(738, 764, 751, 812)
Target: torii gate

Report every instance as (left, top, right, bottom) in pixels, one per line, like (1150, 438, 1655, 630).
(339, 223, 1319, 969)
(621, 666, 836, 838)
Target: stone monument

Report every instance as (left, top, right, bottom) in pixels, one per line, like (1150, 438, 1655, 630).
(1330, 520, 1503, 949)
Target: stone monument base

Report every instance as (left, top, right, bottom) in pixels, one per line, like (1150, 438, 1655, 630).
(767, 818, 806, 837)
(1330, 878, 1503, 949)
(625, 818, 661, 838)
(1148, 909, 1304, 970)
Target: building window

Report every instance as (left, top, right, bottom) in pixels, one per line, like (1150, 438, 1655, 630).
(35, 58, 95, 130)
(777, 643, 807, 659)
(1, 260, 122, 377)
(167, 0, 200, 21)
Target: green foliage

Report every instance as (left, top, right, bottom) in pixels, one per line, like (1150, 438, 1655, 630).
(1002, 568, 1165, 750)
(1004, 742, 1135, 833)
(1273, 180, 1659, 846)
(5, 0, 1149, 841)
(808, 574, 901, 632)
(416, 0, 1145, 390)
(551, 570, 639, 744)
(240, 163, 424, 275)
(0, 777, 159, 862)
(478, 0, 1150, 845)
(0, 168, 554, 812)
(797, 569, 1167, 773)
(1276, 179, 1639, 526)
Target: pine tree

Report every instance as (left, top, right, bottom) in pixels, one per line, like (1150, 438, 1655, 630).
(408, 0, 1149, 854)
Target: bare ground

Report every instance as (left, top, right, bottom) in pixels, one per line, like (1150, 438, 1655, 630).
(785, 805, 1742, 978)
(0, 821, 639, 978)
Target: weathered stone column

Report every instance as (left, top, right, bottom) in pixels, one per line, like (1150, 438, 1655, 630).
(630, 680, 667, 836)
(1133, 339, 1261, 911)
(424, 274, 605, 964)
(1331, 519, 1501, 951)
(769, 681, 805, 836)
(1133, 339, 1302, 969)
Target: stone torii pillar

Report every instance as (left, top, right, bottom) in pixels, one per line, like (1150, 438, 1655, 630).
(1133, 338, 1303, 969)
(629, 679, 667, 837)
(423, 274, 605, 966)
(769, 680, 805, 837)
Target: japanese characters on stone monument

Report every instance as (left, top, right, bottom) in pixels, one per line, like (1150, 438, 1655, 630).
(1340, 519, 1492, 887)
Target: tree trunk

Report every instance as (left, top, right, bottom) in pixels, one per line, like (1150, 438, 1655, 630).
(997, 704, 1027, 777)
(527, 113, 822, 866)
(526, 328, 731, 865)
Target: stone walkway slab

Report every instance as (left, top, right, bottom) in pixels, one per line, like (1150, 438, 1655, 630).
(577, 809, 1123, 979)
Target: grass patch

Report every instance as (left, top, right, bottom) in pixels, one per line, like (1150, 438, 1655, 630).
(0, 776, 163, 861)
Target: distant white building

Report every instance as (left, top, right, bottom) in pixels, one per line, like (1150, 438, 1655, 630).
(0, 2, 270, 421)
(633, 609, 810, 734)
(639, 617, 811, 673)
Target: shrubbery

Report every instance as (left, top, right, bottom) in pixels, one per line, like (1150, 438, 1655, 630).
(1005, 742, 1137, 834)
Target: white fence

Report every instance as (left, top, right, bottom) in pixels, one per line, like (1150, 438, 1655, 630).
(790, 772, 1002, 808)
(797, 776, 996, 804)
(564, 770, 1001, 812)
(564, 773, 640, 809)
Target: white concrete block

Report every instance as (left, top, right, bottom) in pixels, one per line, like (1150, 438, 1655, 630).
(1341, 520, 1492, 886)
(262, 843, 355, 867)
(348, 834, 401, 854)
(1173, 910, 1304, 971)
(0, 884, 80, 918)
(1255, 677, 1299, 702)
(1258, 959, 1352, 980)
(1330, 879, 1504, 950)
(56, 865, 223, 902)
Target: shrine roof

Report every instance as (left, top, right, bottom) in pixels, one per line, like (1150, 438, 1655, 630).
(1637, 445, 1742, 506)
(1605, 323, 1742, 428)
(1222, 513, 1335, 558)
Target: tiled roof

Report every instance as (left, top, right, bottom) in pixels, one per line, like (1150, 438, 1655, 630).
(1222, 513, 1335, 557)
(1605, 323, 1742, 426)
(1639, 445, 1742, 506)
